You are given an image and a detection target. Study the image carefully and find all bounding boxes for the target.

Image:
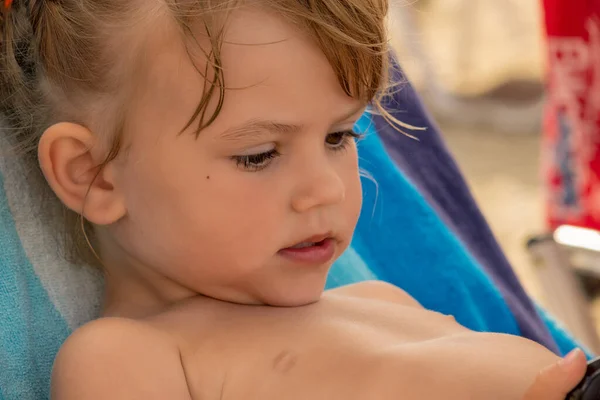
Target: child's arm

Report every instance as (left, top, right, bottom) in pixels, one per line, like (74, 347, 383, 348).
(51, 318, 193, 400)
(522, 349, 587, 399)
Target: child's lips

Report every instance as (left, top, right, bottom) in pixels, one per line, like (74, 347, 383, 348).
(278, 238, 336, 265)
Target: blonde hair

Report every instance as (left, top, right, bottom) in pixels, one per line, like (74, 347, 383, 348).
(0, 0, 392, 266)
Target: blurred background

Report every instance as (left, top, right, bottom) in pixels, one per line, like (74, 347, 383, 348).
(388, 0, 600, 349)
(389, 0, 547, 299)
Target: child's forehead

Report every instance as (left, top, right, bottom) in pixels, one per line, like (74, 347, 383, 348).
(141, 9, 354, 106)
(124, 6, 362, 142)
(138, 7, 299, 82)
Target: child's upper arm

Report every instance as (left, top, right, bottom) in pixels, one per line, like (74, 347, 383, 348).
(51, 318, 193, 400)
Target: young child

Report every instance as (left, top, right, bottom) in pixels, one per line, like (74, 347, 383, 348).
(0, 0, 588, 399)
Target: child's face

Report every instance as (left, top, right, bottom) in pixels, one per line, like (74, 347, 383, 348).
(106, 8, 364, 307)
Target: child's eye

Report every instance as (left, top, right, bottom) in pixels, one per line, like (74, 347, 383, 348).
(231, 149, 280, 172)
(326, 130, 364, 150)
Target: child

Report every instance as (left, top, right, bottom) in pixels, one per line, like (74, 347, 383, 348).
(0, 0, 587, 398)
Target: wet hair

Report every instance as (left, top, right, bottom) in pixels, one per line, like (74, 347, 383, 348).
(0, 0, 392, 266)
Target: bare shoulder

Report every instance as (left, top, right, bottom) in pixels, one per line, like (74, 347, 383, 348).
(327, 280, 423, 308)
(51, 317, 192, 400)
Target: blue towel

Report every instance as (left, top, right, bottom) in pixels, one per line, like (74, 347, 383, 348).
(0, 133, 102, 400)
(0, 173, 70, 399)
(334, 113, 587, 357)
(328, 111, 594, 359)
(328, 115, 522, 334)
(373, 60, 561, 353)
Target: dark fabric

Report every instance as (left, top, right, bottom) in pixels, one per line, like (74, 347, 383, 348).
(373, 63, 560, 354)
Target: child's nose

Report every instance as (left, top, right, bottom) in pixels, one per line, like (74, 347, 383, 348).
(291, 162, 346, 213)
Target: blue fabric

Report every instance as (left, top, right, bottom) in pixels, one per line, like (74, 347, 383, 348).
(536, 305, 594, 358)
(0, 171, 71, 400)
(328, 115, 521, 334)
(372, 60, 562, 354)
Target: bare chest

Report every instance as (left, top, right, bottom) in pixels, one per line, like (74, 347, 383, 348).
(162, 297, 497, 399)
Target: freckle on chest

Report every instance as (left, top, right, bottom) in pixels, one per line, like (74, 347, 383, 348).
(272, 350, 298, 374)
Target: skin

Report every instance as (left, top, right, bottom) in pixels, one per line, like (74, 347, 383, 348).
(39, 6, 587, 400)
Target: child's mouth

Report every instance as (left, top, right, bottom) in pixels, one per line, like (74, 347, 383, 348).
(289, 241, 323, 249)
(279, 237, 336, 264)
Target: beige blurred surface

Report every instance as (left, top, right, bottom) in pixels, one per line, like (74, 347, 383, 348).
(389, 0, 546, 96)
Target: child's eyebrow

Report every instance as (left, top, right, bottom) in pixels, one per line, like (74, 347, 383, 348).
(219, 120, 303, 141)
(218, 106, 366, 142)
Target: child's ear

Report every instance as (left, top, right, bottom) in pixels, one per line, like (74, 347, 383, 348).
(38, 122, 126, 226)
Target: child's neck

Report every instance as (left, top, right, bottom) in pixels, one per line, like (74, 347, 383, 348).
(99, 251, 197, 319)
(94, 229, 198, 318)
(101, 268, 198, 318)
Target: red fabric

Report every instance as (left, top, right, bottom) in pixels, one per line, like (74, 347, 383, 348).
(542, 0, 600, 230)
